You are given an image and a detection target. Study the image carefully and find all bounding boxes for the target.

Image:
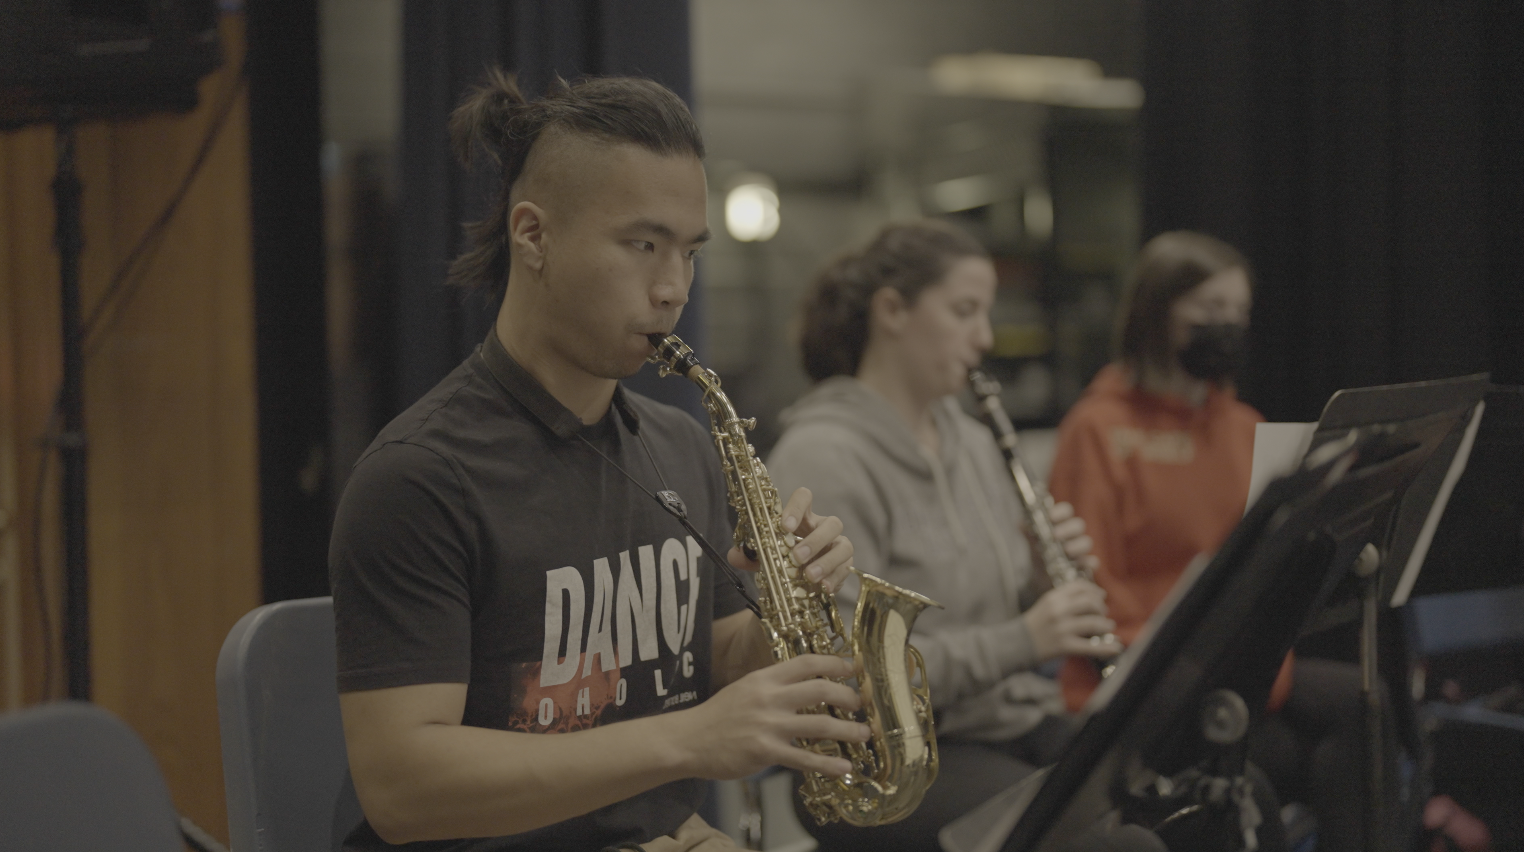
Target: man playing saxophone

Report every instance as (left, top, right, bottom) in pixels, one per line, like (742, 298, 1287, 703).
(329, 71, 863, 852)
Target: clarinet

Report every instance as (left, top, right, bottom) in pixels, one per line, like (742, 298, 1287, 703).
(968, 368, 1118, 676)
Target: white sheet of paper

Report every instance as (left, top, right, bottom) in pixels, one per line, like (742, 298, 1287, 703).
(1246, 422, 1317, 514)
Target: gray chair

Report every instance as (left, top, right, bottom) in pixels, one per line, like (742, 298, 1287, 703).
(0, 700, 186, 851)
(217, 596, 364, 852)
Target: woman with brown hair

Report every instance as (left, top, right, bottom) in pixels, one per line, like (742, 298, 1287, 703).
(767, 220, 1122, 852)
(1048, 231, 1371, 851)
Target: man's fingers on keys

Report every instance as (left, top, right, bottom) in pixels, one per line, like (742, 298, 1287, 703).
(770, 653, 854, 684)
(802, 535, 853, 592)
(780, 747, 854, 778)
(778, 677, 862, 714)
(779, 487, 813, 535)
(816, 536, 855, 594)
(791, 512, 843, 571)
(780, 711, 871, 745)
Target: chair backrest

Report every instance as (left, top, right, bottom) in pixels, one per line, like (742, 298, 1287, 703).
(0, 701, 185, 851)
(217, 596, 364, 852)
(1407, 584, 1524, 657)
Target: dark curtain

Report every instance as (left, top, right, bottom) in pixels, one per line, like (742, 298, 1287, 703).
(1142, 0, 1524, 422)
(1144, 9, 1524, 843)
(397, 0, 703, 419)
(247, 0, 332, 601)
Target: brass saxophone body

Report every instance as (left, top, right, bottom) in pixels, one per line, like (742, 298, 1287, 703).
(968, 368, 1118, 674)
(647, 333, 941, 827)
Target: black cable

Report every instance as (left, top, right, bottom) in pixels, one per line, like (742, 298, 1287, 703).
(84, 224, 171, 360)
(83, 57, 249, 354)
(575, 430, 761, 618)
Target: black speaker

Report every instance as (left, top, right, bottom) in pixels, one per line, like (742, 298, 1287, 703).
(0, 0, 221, 129)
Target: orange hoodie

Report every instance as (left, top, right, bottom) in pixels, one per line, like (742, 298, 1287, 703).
(1048, 363, 1292, 711)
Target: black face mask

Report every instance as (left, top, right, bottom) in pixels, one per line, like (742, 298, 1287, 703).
(1177, 323, 1247, 382)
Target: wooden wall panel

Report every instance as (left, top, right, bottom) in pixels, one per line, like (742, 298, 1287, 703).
(0, 123, 66, 711)
(0, 15, 260, 843)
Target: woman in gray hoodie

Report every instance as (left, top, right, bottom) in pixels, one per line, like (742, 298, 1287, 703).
(767, 220, 1122, 852)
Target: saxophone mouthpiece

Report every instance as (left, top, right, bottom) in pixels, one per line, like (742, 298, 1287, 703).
(646, 332, 704, 379)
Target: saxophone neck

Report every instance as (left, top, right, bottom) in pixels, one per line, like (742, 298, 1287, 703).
(646, 333, 747, 429)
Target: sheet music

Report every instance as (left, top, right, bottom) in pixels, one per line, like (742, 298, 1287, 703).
(1246, 422, 1317, 514)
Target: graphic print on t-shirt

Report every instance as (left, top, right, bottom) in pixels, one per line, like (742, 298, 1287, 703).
(506, 535, 706, 733)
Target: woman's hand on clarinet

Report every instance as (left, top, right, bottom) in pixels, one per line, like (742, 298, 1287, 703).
(1023, 582, 1122, 662)
(1048, 500, 1100, 573)
(727, 487, 854, 595)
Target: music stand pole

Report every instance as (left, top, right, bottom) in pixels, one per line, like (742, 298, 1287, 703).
(52, 116, 90, 700)
(1353, 543, 1384, 852)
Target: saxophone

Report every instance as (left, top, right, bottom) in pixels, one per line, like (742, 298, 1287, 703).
(968, 368, 1118, 674)
(647, 333, 941, 827)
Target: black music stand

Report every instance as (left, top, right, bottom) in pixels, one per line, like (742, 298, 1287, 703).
(945, 375, 1488, 852)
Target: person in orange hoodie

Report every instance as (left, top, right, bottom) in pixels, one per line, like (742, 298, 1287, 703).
(1049, 231, 1370, 851)
(1048, 231, 1282, 710)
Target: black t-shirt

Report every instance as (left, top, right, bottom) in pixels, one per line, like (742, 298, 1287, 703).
(330, 331, 749, 851)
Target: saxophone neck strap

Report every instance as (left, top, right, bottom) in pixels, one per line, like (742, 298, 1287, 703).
(574, 430, 762, 618)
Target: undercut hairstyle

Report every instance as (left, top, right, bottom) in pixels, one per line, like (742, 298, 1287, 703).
(1115, 230, 1252, 371)
(799, 220, 989, 382)
(446, 68, 706, 300)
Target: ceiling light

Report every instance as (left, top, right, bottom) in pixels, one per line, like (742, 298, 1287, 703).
(725, 175, 780, 242)
(930, 52, 1144, 110)
(932, 174, 1002, 213)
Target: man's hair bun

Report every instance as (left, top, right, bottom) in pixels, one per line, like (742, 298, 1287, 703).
(445, 69, 705, 300)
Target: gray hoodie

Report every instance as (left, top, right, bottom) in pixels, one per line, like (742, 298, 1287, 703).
(767, 376, 1063, 742)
